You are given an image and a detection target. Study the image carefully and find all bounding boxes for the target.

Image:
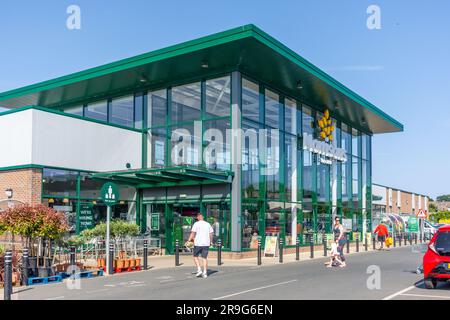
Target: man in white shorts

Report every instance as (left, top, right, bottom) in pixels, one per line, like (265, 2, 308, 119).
(186, 213, 213, 278)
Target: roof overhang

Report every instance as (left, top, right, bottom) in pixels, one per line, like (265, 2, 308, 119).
(0, 24, 403, 134)
(92, 166, 233, 189)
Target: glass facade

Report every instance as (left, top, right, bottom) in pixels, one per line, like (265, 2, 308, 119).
(42, 168, 137, 234)
(53, 71, 372, 252)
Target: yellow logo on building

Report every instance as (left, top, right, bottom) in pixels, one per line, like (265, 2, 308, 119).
(317, 109, 334, 143)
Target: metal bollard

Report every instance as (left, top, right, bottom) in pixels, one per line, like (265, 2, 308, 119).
(309, 235, 314, 259)
(70, 245, 76, 266)
(217, 239, 222, 266)
(175, 240, 180, 267)
(143, 239, 148, 270)
(4, 250, 12, 300)
(257, 238, 262, 266)
(22, 248, 29, 286)
(393, 234, 396, 247)
(356, 237, 359, 252)
(409, 234, 413, 246)
(108, 242, 114, 275)
(365, 236, 368, 251)
(373, 235, 376, 250)
(404, 233, 407, 246)
(415, 233, 418, 245)
(279, 238, 283, 263)
(346, 238, 350, 254)
(398, 234, 402, 247)
(295, 237, 300, 261)
(420, 233, 422, 243)
(323, 237, 327, 257)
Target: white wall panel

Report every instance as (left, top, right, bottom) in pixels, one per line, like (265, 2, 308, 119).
(31, 110, 141, 172)
(0, 110, 33, 167)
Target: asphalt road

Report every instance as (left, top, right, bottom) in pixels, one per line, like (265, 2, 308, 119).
(8, 246, 450, 300)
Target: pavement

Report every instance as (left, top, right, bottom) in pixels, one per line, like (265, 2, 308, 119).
(3, 243, 450, 300)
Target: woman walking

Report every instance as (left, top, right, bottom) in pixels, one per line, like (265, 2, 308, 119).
(333, 217, 347, 268)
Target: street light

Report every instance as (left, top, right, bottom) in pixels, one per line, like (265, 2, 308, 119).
(5, 188, 13, 199)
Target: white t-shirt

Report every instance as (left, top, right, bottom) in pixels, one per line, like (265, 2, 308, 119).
(191, 220, 214, 247)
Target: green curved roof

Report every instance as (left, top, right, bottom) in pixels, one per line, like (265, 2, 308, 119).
(0, 24, 402, 134)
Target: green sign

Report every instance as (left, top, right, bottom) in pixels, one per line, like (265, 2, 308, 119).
(183, 216, 193, 226)
(79, 203, 94, 231)
(100, 182, 120, 206)
(151, 213, 160, 231)
(408, 217, 419, 232)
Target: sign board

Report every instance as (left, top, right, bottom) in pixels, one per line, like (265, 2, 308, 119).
(101, 182, 120, 206)
(155, 140, 165, 165)
(150, 213, 160, 231)
(417, 209, 427, 219)
(183, 216, 194, 226)
(79, 203, 94, 231)
(408, 216, 419, 232)
(264, 236, 278, 257)
(342, 219, 353, 231)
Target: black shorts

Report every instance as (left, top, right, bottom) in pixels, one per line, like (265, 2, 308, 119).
(193, 246, 209, 258)
(378, 235, 386, 242)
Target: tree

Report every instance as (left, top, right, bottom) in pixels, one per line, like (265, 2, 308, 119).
(0, 204, 69, 256)
(436, 195, 450, 202)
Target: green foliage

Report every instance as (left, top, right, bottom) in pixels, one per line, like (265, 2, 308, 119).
(436, 195, 450, 202)
(80, 220, 139, 240)
(66, 235, 85, 247)
(0, 244, 5, 256)
(0, 204, 68, 240)
(429, 202, 438, 213)
(429, 211, 450, 223)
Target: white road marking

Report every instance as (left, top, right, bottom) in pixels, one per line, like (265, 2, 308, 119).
(45, 296, 65, 300)
(87, 289, 109, 294)
(400, 293, 450, 299)
(212, 279, 298, 300)
(382, 281, 423, 300)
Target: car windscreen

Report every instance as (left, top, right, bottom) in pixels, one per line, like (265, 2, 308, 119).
(435, 231, 450, 254)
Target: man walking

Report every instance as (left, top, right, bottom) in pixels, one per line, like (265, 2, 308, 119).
(374, 220, 389, 250)
(186, 213, 214, 278)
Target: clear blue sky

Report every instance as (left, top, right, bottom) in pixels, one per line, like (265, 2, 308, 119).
(1, 0, 449, 198)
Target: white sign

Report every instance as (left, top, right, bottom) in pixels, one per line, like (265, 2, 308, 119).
(155, 140, 165, 165)
(303, 133, 347, 162)
(417, 209, 427, 219)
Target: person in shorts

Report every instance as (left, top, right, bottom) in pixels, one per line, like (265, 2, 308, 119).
(374, 221, 389, 250)
(186, 213, 213, 278)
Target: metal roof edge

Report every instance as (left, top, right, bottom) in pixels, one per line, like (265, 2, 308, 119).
(247, 25, 403, 132)
(0, 24, 254, 103)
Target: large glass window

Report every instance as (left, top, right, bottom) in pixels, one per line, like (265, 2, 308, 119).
(242, 121, 259, 198)
(302, 105, 314, 200)
(42, 168, 78, 198)
(285, 135, 297, 202)
(205, 76, 231, 118)
(148, 89, 167, 128)
(265, 89, 280, 128)
(110, 95, 134, 127)
(64, 105, 83, 116)
(149, 127, 167, 168)
(203, 119, 230, 171)
(265, 202, 283, 237)
(242, 78, 260, 123)
(265, 129, 280, 199)
(85, 100, 108, 122)
(285, 98, 300, 135)
(171, 82, 201, 123)
(170, 124, 201, 166)
(352, 128, 360, 157)
(242, 202, 260, 249)
(134, 94, 143, 129)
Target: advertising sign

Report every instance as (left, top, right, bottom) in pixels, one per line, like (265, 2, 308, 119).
(264, 236, 278, 257)
(79, 203, 94, 231)
(408, 216, 419, 232)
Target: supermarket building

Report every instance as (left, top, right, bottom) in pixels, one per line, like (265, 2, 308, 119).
(0, 25, 403, 255)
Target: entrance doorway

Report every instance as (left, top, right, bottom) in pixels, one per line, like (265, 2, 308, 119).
(172, 204, 201, 252)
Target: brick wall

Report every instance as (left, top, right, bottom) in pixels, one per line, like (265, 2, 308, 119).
(0, 168, 42, 205)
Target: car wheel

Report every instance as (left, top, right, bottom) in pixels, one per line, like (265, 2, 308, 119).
(424, 278, 437, 289)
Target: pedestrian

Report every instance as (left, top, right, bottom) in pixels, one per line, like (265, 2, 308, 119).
(186, 213, 214, 278)
(324, 242, 343, 268)
(333, 217, 347, 268)
(374, 220, 389, 250)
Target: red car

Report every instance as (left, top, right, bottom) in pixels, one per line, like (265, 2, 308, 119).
(423, 225, 450, 289)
